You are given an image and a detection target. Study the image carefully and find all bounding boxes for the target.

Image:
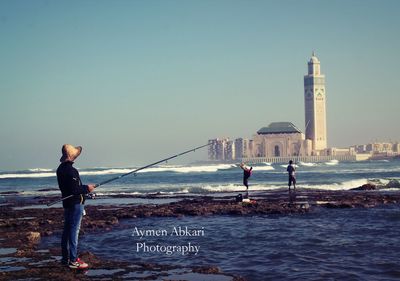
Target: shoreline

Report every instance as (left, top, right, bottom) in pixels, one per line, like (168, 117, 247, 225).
(1, 190, 400, 280)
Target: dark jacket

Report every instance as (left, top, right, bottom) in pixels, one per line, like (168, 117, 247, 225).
(243, 168, 252, 180)
(57, 161, 89, 208)
(287, 164, 296, 177)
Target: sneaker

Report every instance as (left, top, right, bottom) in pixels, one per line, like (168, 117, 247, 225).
(69, 258, 89, 269)
(61, 259, 69, 266)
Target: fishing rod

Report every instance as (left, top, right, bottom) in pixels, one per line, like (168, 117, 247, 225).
(47, 143, 210, 207)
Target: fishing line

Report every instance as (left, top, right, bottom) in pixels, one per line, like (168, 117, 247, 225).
(47, 143, 210, 207)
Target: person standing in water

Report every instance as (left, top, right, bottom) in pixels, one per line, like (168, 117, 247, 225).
(57, 144, 96, 269)
(287, 160, 296, 191)
(240, 163, 253, 198)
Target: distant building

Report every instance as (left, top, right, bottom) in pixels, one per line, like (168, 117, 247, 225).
(355, 144, 367, 153)
(366, 142, 394, 153)
(226, 140, 235, 160)
(359, 142, 400, 157)
(208, 53, 394, 163)
(208, 139, 220, 161)
(208, 138, 232, 161)
(304, 52, 327, 151)
(365, 144, 373, 152)
(234, 138, 251, 159)
(252, 122, 312, 157)
(326, 147, 356, 156)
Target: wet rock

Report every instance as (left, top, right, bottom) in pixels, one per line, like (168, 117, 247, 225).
(37, 188, 58, 192)
(228, 208, 246, 215)
(79, 251, 102, 266)
(351, 183, 377, 191)
(193, 265, 221, 274)
(0, 219, 9, 227)
(0, 191, 19, 195)
(106, 216, 119, 225)
(386, 179, 400, 189)
(324, 202, 352, 208)
(233, 277, 248, 281)
(25, 231, 41, 244)
(3, 190, 400, 280)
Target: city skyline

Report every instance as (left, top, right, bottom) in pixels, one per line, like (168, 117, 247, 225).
(208, 133, 400, 162)
(1, 0, 399, 170)
(207, 54, 399, 162)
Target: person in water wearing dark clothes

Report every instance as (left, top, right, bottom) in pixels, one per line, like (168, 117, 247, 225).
(240, 163, 253, 198)
(57, 144, 96, 269)
(287, 160, 296, 191)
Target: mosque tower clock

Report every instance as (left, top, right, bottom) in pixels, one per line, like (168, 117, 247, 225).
(304, 52, 327, 151)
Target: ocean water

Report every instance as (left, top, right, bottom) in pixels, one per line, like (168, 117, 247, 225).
(1, 159, 400, 199)
(4, 159, 399, 280)
(39, 206, 400, 280)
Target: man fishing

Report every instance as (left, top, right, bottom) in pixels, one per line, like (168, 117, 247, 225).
(51, 143, 211, 268)
(287, 160, 296, 191)
(240, 163, 253, 198)
(57, 144, 95, 269)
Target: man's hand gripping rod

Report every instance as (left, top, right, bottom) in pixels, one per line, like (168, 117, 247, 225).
(47, 143, 210, 207)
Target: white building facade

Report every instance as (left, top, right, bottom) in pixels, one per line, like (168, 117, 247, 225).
(252, 122, 312, 158)
(304, 52, 328, 152)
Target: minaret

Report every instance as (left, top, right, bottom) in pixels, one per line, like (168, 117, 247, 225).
(304, 52, 327, 151)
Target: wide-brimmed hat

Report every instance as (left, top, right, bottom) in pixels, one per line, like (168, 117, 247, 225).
(60, 144, 82, 162)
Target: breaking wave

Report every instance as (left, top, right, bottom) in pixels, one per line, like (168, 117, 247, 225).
(252, 166, 275, 171)
(137, 164, 236, 174)
(6, 177, 399, 198)
(93, 179, 377, 195)
(28, 168, 53, 172)
(0, 172, 56, 179)
(298, 162, 317, 167)
(325, 159, 339, 166)
(299, 179, 369, 191)
(0, 164, 237, 179)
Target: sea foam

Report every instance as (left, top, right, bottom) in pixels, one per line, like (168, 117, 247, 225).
(0, 164, 237, 179)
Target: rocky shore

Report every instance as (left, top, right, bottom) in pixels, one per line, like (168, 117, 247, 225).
(1, 189, 400, 280)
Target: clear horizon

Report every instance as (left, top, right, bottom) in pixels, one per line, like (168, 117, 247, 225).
(1, 0, 399, 170)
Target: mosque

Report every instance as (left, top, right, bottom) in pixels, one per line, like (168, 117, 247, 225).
(252, 52, 327, 158)
(209, 53, 367, 163)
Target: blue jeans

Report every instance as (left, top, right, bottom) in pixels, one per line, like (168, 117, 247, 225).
(61, 204, 84, 263)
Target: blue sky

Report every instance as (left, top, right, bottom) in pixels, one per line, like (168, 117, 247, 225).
(0, 0, 399, 170)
